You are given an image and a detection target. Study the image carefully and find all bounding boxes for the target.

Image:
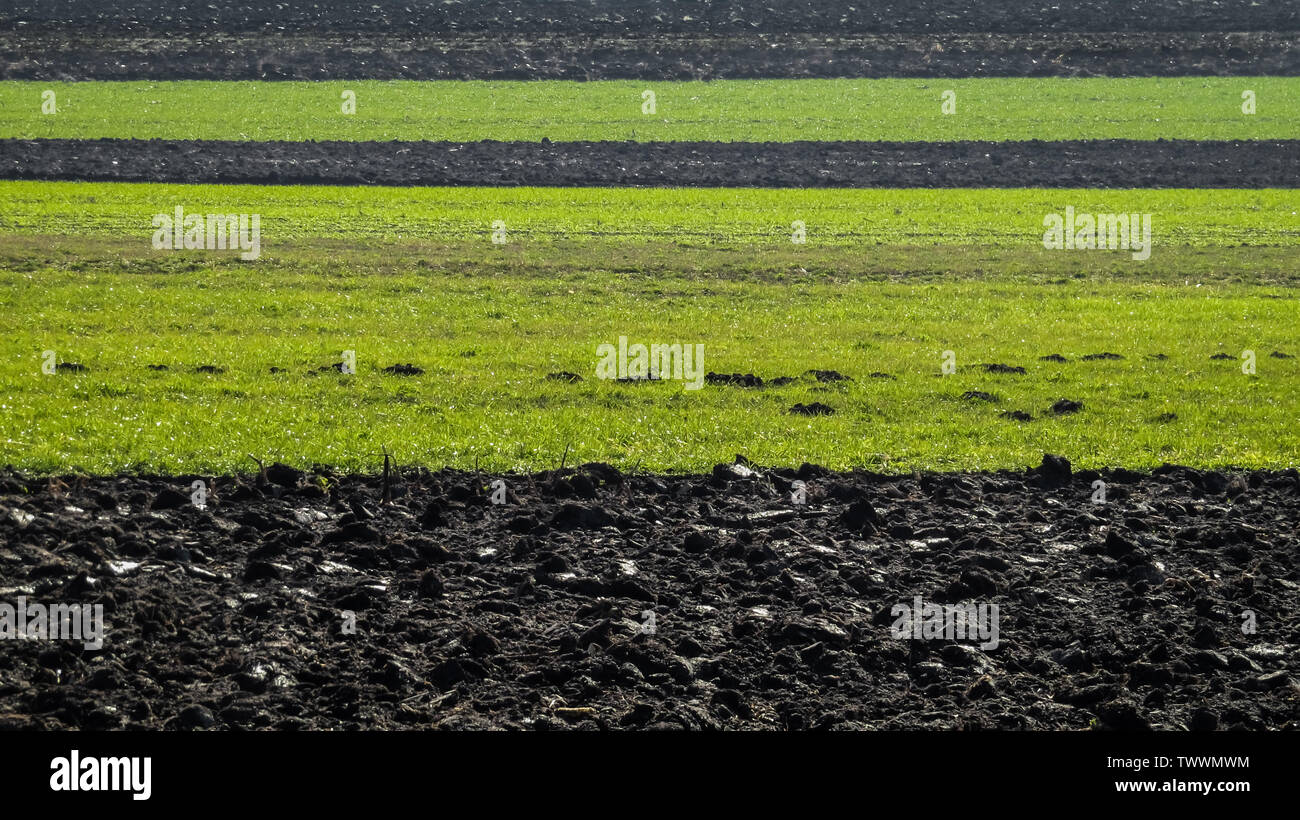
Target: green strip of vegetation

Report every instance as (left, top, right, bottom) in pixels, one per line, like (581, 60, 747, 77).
(1, 78, 1295, 142)
(1, 181, 1297, 474)
(0, 181, 1295, 250)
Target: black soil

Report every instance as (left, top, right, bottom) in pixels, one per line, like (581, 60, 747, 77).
(4, 0, 1295, 35)
(789, 402, 835, 416)
(706, 373, 765, 388)
(5, 138, 1297, 189)
(382, 364, 425, 376)
(5, 32, 1296, 81)
(5, 0, 1295, 81)
(1, 461, 1296, 730)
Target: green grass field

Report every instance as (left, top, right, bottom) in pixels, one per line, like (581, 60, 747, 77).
(2, 181, 1298, 475)
(2, 181, 1296, 249)
(1, 78, 1296, 142)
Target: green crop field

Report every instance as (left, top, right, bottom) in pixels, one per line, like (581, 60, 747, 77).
(1, 78, 1296, 142)
(2, 181, 1298, 476)
(1, 180, 1296, 249)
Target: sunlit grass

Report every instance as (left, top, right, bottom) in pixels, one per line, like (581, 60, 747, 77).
(0, 181, 1296, 251)
(1, 78, 1296, 142)
(1, 225, 1297, 474)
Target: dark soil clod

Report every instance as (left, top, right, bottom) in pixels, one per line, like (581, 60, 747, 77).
(1031, 453, 1073, 485)
(145, 364, 169, 371)
(265, 463, 304, 488)
(547, 371, 582, 383)
(382, 363, 424, 376)
(961, 390, 999, 403)
(1081, 352, 1124, 361)
(1051, 399, 1084, 415)
(1210, 353, 1234, 360)
(1039, 354, 1068, 363)
(839, 498, 884, 533)
(805, 369, 851, 382)
(982, 363, 1026, 375)
(1000, 410, 1032, 421)
(789, 402, 834, 416)
(150, 487, 189, 510)
(194, 365, 225, 374)
(54, 362, 88, 372)
(706, 372, 764, 387)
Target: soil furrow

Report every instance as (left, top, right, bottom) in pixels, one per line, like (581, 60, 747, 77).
(2, 137, 1296, 188)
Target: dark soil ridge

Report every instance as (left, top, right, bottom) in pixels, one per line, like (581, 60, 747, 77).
(3, 0, 1296, 34)
(4, 32, 1297, 80)
(0, 458, 1296, 730)
(5, 138, 1297, 189)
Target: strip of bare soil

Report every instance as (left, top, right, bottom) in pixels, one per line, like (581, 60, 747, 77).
(3, 0, 1296, 35)
(0, 459, 1295, 730)
(2, 138, 1296, 188)
(3, 32, 1296, 80)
